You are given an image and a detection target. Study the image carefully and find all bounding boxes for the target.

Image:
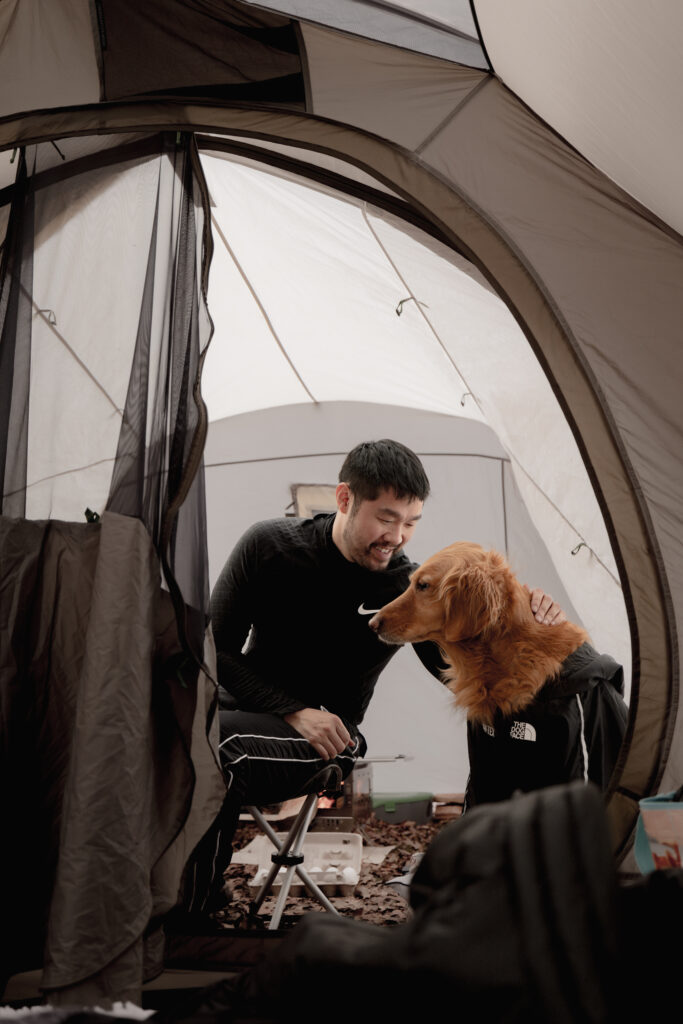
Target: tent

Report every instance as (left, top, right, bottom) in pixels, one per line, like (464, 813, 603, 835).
(1, 0, 681, 1003)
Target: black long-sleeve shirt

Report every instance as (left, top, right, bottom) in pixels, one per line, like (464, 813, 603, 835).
(210, 514, 443, 725)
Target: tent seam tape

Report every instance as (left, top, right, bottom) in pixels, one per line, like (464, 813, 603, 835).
(415, 74, 490, 155)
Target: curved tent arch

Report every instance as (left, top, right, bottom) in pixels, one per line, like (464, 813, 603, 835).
(1, 101, 673, 856)
(189, 117, 673, 858)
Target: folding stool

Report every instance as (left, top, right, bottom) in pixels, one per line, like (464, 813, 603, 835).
(245, 762, 344, 930)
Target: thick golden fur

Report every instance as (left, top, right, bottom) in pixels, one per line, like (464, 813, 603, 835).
(369, 542, 588, 726)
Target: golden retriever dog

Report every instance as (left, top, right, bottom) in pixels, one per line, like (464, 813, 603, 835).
(368, 541, 589, 726)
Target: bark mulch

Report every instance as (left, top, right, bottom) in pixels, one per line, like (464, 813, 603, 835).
(213, 815, 451, 931)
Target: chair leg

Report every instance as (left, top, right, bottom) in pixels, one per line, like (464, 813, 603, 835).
(248, 794, 317, 924)
(246, 796, 340, 929)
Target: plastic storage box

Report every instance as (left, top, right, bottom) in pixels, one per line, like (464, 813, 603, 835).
(248, 831, 363, 897)
(372, 792, 433, 824)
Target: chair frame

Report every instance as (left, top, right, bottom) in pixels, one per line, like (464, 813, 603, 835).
(245, 764, 343, 930)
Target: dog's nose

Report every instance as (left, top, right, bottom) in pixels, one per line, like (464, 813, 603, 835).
(368, 614, 381, 632)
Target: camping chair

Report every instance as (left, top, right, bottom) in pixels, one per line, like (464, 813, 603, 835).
(245, 763, 344, 930)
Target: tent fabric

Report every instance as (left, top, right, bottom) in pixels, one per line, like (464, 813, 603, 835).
(302, 22, 487, 149)
(0, 132, 220, 998)
(475, 0, 683, 237)
(0, 15, 673, 824)
(0, 512, 224, 1003)
(0, 0, 681, 990)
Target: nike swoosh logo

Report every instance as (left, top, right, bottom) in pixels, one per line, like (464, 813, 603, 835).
(358, 604, 380, 616)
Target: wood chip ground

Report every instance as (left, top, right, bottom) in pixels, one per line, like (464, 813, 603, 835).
(214, 816, 451, 930)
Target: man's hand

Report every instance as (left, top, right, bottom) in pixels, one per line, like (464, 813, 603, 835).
(284, 708, 351, 760)
(524, 585, 567, 625)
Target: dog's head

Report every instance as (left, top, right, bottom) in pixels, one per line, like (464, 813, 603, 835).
(369, 542, 514, 645)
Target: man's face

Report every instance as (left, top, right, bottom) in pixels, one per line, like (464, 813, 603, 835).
(335, 485, 423, 570)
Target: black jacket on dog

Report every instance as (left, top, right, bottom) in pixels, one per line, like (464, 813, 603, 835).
(465, 643, 627, 806)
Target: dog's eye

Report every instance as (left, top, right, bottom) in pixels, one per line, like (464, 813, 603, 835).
(415, 581, 430, 592)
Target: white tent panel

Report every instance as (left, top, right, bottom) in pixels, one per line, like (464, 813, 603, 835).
(202, 218, 312, 418)
(202, 153, 484, 420)
(27, 314, 122, 519)
(476, 0, 683, 236)
(25, 157, 160, 519)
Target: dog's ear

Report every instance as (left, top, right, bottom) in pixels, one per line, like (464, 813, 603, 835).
(439, 552, 509, 641)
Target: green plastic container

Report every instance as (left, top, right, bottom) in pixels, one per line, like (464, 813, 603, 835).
(372, 792, 433, 824)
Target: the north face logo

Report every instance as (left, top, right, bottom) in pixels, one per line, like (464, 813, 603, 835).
(510, 721, 536, 742)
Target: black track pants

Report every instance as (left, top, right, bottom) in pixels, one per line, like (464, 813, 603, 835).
(183, 709, 361, 915)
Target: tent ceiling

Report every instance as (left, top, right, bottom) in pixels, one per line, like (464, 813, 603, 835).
(1, 1, 680, 237)
(475, 0, 683, 236)
(202, 151, 483, 421)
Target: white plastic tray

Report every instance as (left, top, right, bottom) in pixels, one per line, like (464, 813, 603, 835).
(248, 831, 362, 896)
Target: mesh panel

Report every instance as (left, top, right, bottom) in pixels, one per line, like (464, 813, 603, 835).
(108, 135, 213, 649)
(0, 133, 213, 654)
(0, 154, 33, 518)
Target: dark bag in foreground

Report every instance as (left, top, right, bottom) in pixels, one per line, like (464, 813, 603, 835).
(197, 783, 620, 1024)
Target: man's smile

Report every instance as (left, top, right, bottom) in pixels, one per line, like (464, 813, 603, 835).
(369, 543, 396, 563)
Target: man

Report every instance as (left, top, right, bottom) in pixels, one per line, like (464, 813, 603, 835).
(182, 439, 563, 917)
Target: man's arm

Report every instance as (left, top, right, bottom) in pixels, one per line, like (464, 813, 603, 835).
(283, 708, 351, 760)
(210, 525, 307, 717)
(211, 526, 352, 759)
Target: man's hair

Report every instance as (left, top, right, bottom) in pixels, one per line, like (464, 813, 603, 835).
(339, 439, 430, 504)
